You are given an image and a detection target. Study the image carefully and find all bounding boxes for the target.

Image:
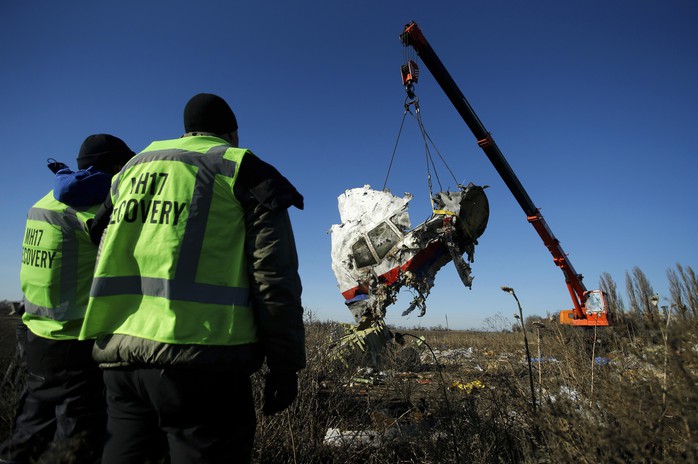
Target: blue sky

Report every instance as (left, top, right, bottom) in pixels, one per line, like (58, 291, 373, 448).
(1, 1, 696, 330)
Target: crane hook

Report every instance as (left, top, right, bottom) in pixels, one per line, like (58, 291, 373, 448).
(401, 59, 419, 99)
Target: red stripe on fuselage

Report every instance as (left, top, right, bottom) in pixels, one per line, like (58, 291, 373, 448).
(340, 241, 446, 301)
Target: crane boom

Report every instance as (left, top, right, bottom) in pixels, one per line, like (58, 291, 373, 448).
(400, 21, 609, 326)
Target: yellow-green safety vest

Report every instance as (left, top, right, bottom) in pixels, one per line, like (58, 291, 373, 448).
(20, 192, 100, 339)
(80, 136, 258, 346)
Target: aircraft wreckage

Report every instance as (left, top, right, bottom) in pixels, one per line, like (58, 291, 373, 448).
(330, 184, 489, 328)
(327, 20, 609, 332)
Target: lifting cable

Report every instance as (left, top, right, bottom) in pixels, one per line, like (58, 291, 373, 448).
(381, 105, 409, 191)
(382, 87, 460, 206)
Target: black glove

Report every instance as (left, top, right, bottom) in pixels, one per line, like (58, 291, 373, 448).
(47, 158, 69, 174)
(262, 372, 298, 416)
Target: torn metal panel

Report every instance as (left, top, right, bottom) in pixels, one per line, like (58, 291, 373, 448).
(330, 183, 489, 327)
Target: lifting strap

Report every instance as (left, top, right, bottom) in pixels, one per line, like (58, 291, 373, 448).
(382, 92, 461, 215)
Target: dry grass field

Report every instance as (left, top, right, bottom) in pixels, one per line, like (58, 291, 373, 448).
(2, 309, 697, 463)
(249, 311, 698, 463)
(0, 313, 22, 443)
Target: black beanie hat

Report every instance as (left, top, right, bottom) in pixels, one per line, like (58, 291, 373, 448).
(76, 134, 135, 170)
(183, 93, 238, 135)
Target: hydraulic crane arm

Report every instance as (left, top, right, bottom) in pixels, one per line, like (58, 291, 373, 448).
(400, 21, 608, 326)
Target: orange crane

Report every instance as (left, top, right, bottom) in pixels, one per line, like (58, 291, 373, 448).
(400, 21, 609, 326)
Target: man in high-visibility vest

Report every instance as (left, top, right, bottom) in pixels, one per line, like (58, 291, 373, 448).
(80, 93, 306, 463)
(1, 134, 135, 464)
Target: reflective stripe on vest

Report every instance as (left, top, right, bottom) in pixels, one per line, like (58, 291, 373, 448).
(91, 144, 249, 307)
(91, 276, 249, 306)
(23, 202, 88, 320)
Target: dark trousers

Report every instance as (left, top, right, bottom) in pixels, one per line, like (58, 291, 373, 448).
(102, 367, 256, 464)
(0, 331, 106, 464)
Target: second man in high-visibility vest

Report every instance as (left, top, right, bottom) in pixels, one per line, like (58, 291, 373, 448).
(1, 134, 135, 464)
(81, 93, 306, 464)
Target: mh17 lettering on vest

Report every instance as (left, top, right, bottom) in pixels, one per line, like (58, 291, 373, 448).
(24, 227, 44, 246)
(129, 171, 168, 195)
(22, 227, 56, 269)
(111, 170, 187, 226)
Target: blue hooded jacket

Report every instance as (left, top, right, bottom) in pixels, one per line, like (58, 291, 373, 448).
(53, 166, 112, 207)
